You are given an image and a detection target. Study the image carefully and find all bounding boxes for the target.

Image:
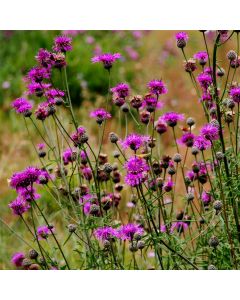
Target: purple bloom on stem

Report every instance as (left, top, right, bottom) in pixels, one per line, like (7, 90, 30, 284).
(91, 52, 121, 69)
(35, 101, 51, 121)
(94, 227, 119, 241)
(229, 87, 240, 103)
(200, 123, 219, 141)
(11, 252, 25, 267)
(175, 32, 189, 48)
(155, 118, 168, 134)
(28, 67, 50, 83)
(202, 191, 212, 205)
(9, 197, 30, 216)
(124, 156, 149, 187)
(37, 143, 45, 151)
(9, 167, 41, 190)
(62, 148, 77, 165)
(81, 166, 93, 181)
(194, 51, 208, 65)
(197, 72, 212, 89)
(147, 79, 168, 96)
(45, 88, 65, 100)
(53, 36, 72, 52)
(111, 83, 130, 98)
(27, 82, 51, 96)
(163, 177, 174, 192)
(161, 111, 184, 127)
(12, 98, 33, 114)
(193, 135, 211, 151)
(171, 221, 188, 233)
(118, 223, 144, 240)
(71, 126, 87, 146)
(121, 133, 149, 151)
(18, 186, 41, 202)
(37, 225, 54, 240)
(177, 132, 195, 147)
(90, 108, 111, 121)
(35, 48, 53, 68)
(142, 96, 164, 112)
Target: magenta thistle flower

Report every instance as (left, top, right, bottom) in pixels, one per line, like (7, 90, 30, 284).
(147, 79, 168, 96)
(18, 186, 41, 202)
(175, 32, 189, 48)
(229, 86, 240, 103)
(27, 67, 50, 83)
(163, 177, 174, 192)
(35, 101, 51, 121)
(94, 227, 119, 241)
(124, 156, 149, 187)
(37, 225, 54, 240)
(200, 123, 219, 141)
(177, 132, 195, 147)
(9, 197, 30, 216)
(111, 83, 130, 98)
(118, 223, 144, 240)
(81, 166, 93, 181)
(91, 52, 121, 69)
(71, 126, 86, 146)
(160, 111, 184, 127)
(170, 221, 188, 233)
(90, 108, 111, 122)
(53, 36, 72, 53)
(201, 191, 212, 205)
(27, 82, 51, 97)
(121, 133, 149, 151)
(45, 88, 65, 100)
(9, 167, 41, 190)
(141, 96, 164, 112)
(193, 135, 211, 151)
(11, 252, 25, 267)
(197, 72, 212, 89)
(35, 48, 53, 68)
(194, 51, 208, 65)
(12, 98, 33, 115)
(62, 148, 77, 165)
(155, 118, 168, 134)
(37, 143, 45, 151)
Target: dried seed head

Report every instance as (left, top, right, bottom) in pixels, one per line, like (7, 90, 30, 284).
(216, 151, 224, 161)
(113, 150, 120, 158)
(209, 236, 219, 247)
(68, 224, 77, 233)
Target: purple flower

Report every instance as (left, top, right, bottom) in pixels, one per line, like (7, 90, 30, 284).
(9, 197, 30, 216)
(35, 48, 54, 68)
(18, 186, 41, 202)
(163, 177, 174, 192)
(121, 133, 149, 151)
(35, 101, 51, 121)
(141, 96, 164, 112)
(9, 167, 41, 190)
(45, 88, 65, 100)
(94, 227, 119, 241)
(91, 52, 121, 69)
(27, 67, 50, 83)
(12, 98, 33, 114)
(62, 148, 77, 165)
(160, 111, 184, 127)
(37, 143, 45, 151)
(200, 124, 219, 141)
(37, 225, 54, 240)
(230, 87, 240, 103)
(170, 221, 188, 233)
(197, 72, 212, 89)
(147, 80, 168, 96)
(111, 83, 130, 98)
(194, 51, 208, 65)
(186, 170, 195, 182)
(175, 32, 189, 48)
(118, 223, 144, 240)
(53, 36, 72, 52)
(71, 126, 86, 146)
(193, 135, 211, 151)
(27, 82, 51, 97)
(81, 166, 93, 181)
(124, 156, 149, 187)
(177, 132, 195, 147)
(202, 191, 212, 205)
(90, 108, 111, 123)
(155, 118, 168, 134)
(11, 252, 25, 267)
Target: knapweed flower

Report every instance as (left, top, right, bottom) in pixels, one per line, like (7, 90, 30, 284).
(200, 123, 219, 141)
(62, 148, 77, 165)
(9, 167, 41, 190)
(27, 67, 50, 83)
(147, 80, 168, 96)
(142, 96, 164, 112)
(71, 126, 87, 146)
(27, 82, 51, 97)
(53, 36, 72, 53)
(177, 132, 195, 147)
(37, 225, 54, 240)
(111, 83, 130, 98)
(163, 177, 174, 192)
(121, 133, 149, 151)
(94, 227, 119, 241)
(124, 156, 149, 187)
(175, 32, 189, 48)
(160, 111, 184, 127)
(193, 135, 211, 151)
(12, 98, 33, 115)
(90, 108, 111, 124)
(35, 48, 53, 68)
(37, 143, 45, 151)
(194, 51, 208, 65)
(155, 118, 168, 134)
(11, 252, 25, 267)
(9, 197, 30, 216)
(118, 223, 144, 240)
(18, 186, 41, 202)
(202, 191, 212, 205)
(35, 101, 53, 121)
(45, 88, 65, 101)
(229, 86, 240, 103)
(91, 52, 121, 69)
(81, 166, 93, 181)
(197, 72, 212, 90)
(171, 221, 188, 233)
(184, 58, 197, 73)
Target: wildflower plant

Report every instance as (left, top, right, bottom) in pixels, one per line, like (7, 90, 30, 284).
(7, 31, 240, 270)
